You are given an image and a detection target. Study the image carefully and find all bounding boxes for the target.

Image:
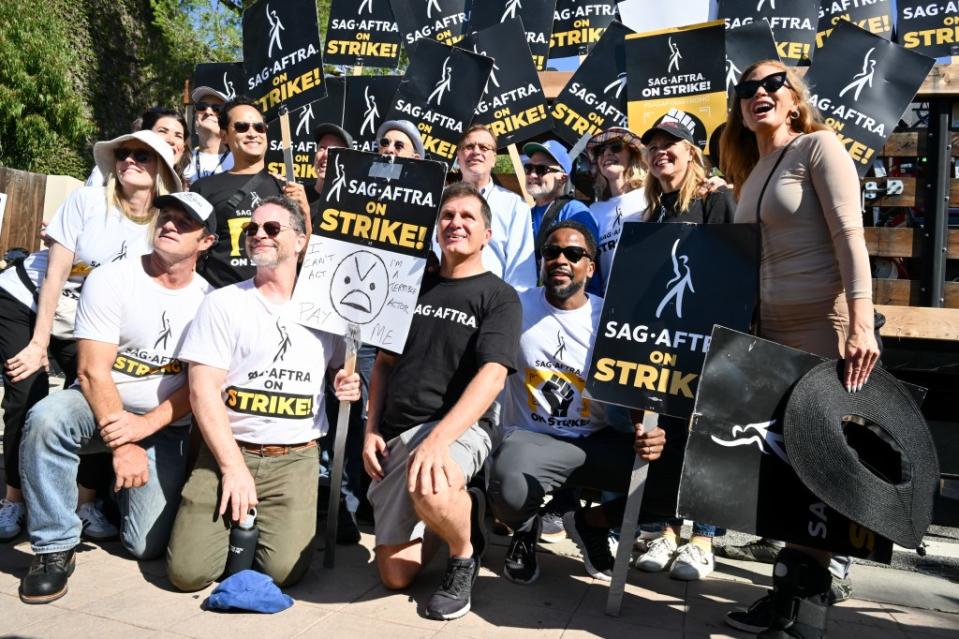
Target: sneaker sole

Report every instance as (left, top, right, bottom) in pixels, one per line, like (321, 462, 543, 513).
(539, 531, 566, 543)
(562, 512, 612, 582)
(503, 564, 540, 585)
(427, 600, 471, 621)
(725, 612, 767, 634)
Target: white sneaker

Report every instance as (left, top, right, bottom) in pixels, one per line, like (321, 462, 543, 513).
(77, 502, 118, 540)
(634, 535, 678, 572)
(0, 500, 26, 541)
(669, 542, 715, 581)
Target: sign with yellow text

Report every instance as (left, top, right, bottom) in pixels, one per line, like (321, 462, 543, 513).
(550, 0, 620, 57)
(816, 0, 892, 49)
(897, 0, 959, 57)
(720, 0, 819, 65)
(324, 0, 402, 67)
(390, 0, 470, 48)
(585, 223, 758, 419)
(626, 20, 727, 154)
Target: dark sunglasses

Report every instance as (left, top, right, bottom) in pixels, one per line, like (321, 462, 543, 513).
(592, 140, 625, 157)
(379, 137, 406, 151)
(524, 164, 562, 177)
(542, 244, 591, 263)
(734, 71, 790, 99)
(242, 221, 290, 237)
(195, 101, 222, 113)
(232, 121, 267, 134)
(114, 148, 154, 164)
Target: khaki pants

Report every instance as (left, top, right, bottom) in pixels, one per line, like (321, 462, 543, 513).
(165, 443, 319, 591)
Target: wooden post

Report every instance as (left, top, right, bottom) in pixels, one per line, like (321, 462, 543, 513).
(506, 143, 534, 206)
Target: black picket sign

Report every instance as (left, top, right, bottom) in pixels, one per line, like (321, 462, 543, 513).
(584, 223, 758, 419)
(468, 0, 557, 71)
(344, 76, 403, 154)
(550, 0, 620, 58)
(192, 62, 245, 101)
(463, 19, 553, 148)
(325, 0, 402, 68)
(389, 0, 470, 49)
(816, 0, 893, 49)
(724, 21, 781, 100)
(897, 0, 959, 57)
(805, 21, 935, 175)
(549, 20, 633, 148)
(242, 0, 326, 122)
(719, 0, 820, 65)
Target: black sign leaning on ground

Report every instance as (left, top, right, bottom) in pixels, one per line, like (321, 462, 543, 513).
(719, 0, 820, 65)
(266, 78, 347, 184)
(626, 20, 728, 154)
(389, 0, 470, 48)
(897, 0, 959, 57)
(805, 21, 935, 175)
(324, 0, 402, 68)
(549, 20, 633, 148)
(550, 0, 620, 58)
(816, 0, 892, 49)
(724, 20, 781, 100)
(385, 38, 493, 161)
(468, 0, 557, 71)
(242, 0, 326, 122)
(584, 223, 758, 419)
(192, 62, 245, 100)
(463, 19, 554, 148)
(345, 75, 403, 154)
(677, 326, 896, 561)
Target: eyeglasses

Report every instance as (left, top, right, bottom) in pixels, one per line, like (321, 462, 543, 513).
(195, 101, 222, 113)
(542, 244, 591, 263)
(734, 71, 790, 99)
(460, 142, 494, 154)
(592, 140, 625, 157)
(114, 148, 155, 164)
(232, 121, 267, 134)
(523, 164, 562, 177)
(242, 221, 291, 237)
(379, 137, 406, 152)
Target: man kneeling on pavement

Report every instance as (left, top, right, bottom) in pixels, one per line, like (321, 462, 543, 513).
(19, 193, 217, 604)
(165, 195, 360, 591)
(486, 221, 669, 584)
(363, 183, 522, 620)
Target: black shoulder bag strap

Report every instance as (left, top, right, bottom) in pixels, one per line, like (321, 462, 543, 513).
(753, 134, 802, 334)
(223, 171, 268, 214)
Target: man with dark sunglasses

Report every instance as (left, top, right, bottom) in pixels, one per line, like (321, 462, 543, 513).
(486, 221, 667, 586)
(183, 86, 233, 186)
(190, 96, 311, 289)
(375, 120, 425, 159)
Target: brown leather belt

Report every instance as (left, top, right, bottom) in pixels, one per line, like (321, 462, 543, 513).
(236, 439, 317, 457)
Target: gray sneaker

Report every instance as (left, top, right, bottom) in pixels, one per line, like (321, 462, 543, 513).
(77, 502, 118, 540)
(0, 500, 25, 542)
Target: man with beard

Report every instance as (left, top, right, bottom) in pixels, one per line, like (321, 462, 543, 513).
(486, 221, 667, 585)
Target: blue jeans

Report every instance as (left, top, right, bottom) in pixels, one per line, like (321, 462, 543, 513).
(663, 519, 724, 538)
(20, 389, 190, 559)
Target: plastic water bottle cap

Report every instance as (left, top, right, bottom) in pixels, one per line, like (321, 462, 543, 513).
(239, 507, 257, 530)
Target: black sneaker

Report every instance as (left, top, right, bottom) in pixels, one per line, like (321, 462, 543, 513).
(468, 487, 487, 574)
(563, 509, 613, 581)
(726, 591, 773, 633)
(503, 516, 541, 585)
(19, 549, 76, 604)
(827, 575, 852, 604)
(539, 510, 566, 543)
(716, 538, 783, 564)
(336, 501, 361, 546)
(425, 556, 476, 620)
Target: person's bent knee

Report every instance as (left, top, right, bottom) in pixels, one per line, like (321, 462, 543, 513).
(122, 530, 167, 562)
(486, 470, 536, 525)
(166, 552, 219, 592)
(259, 548, 311, 589)
(374, 542, 422, 590)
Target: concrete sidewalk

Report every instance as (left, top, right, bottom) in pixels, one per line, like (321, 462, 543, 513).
(1, 525, 957, 639)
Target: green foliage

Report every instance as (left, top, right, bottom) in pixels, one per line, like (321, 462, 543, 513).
(0, 1, 95, 176)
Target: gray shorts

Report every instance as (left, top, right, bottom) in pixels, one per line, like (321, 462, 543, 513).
(368, 420, 491, 547)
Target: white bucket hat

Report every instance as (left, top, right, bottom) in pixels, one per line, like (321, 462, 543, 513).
(93, 130, 182, 191)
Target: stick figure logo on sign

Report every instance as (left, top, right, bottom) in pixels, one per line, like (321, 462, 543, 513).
(329, 251, 390, 324)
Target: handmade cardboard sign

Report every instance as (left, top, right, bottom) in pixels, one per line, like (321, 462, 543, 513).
(550, 0, 620, 58)
(719, 0, 819, 65)
(463, 19, 554, 147)
(292, 149, 444, 350)
(344, 75, 403, 154)
(266, 78, 346, 184)
(324, 0, 402, 68)
(192, 62, 245, 100)
(897, 0, 959, 57)
(678, 326, 899, 561)
(389, 0, 470, 48)
(384, 38, 493, 160)
(584, 223, 758, 419)
(805, 21, 935, 174)
(242, 0, 326, 122)
(468, 0, 557, 70)
(724, 20, 781, 99)
(549, 20, 633, 147)
(626, 20, 727, 154)
(815, 0, 892, 49)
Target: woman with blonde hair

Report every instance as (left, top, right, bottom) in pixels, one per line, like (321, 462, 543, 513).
(0, 130, 180, 542)
(720, 59, 878, 639)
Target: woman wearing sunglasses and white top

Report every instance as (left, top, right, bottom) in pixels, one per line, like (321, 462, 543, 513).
(720, 59, 878, 638)
(0, 130, 180, 541)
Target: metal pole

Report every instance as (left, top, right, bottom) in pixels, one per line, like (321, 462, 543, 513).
(920, 98, 951, 308)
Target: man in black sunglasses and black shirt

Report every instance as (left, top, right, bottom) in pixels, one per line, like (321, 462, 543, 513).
(190, 97, 310, 288)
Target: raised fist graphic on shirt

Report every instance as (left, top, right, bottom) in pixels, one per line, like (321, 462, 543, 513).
(542, 375, 574, 417)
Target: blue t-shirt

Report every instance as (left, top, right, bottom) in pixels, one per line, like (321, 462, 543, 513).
(531, 199, 602, 296)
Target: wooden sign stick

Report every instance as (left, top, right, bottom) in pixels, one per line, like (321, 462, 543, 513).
(506, 143, 534, 206)
(278, 105, 297, 184)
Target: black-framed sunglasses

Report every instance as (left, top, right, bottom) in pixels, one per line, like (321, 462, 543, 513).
(233, 121, 267, 134)
(734, 71, 790, 99)
(242, 221, 290, 237)
(195, 101, 223, 113)
(542, 244, 591, 263)
(379, 137, 406, 152)
(523, 164, 562, 177)
(114, 148, 154, 164)
(592, 140, 625, 157)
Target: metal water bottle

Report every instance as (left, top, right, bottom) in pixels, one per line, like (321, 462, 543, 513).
(224, 508, 258, 576)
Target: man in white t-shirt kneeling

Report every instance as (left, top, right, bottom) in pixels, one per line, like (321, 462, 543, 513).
(18, 192, 217, 604)
(165, 195, 360, 591)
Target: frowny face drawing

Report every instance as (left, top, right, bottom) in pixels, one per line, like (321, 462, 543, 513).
(329, 250, 390, 324)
